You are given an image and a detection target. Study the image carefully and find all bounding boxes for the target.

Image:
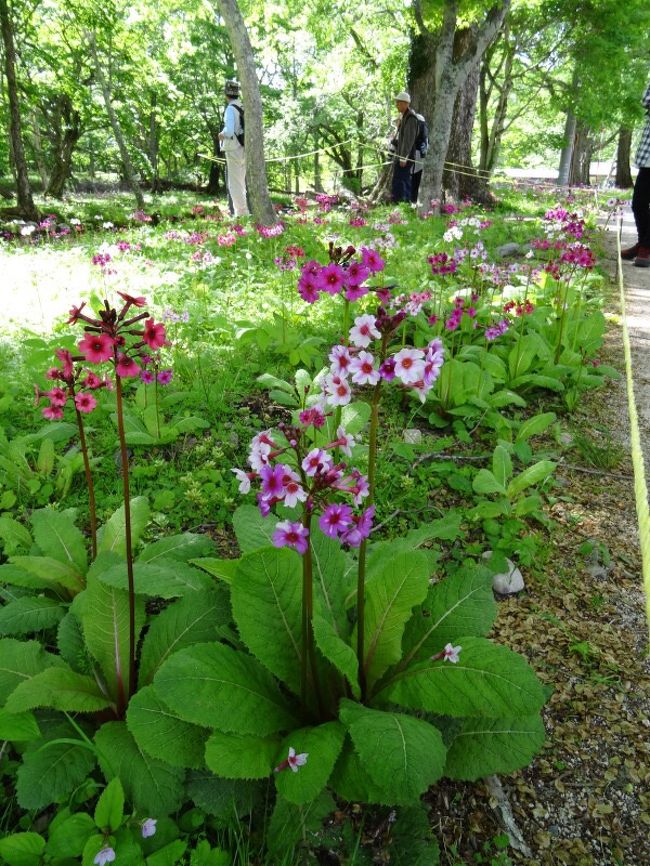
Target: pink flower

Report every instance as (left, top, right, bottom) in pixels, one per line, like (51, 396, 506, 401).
(116, 354, 141, 378)
(299, 406, 326, 428)
(334, 425, 356, 457)
(329, 344, 353, 377)
(260, 463, 287, 500)
(319, 503, 353, 538)
(349, 351, 380, 386)
(431, 643, 462, 663)
(379, 358, 396, 381)
(42, 405, 64, 420)
(392, 348, 425, 385)
(84, 371, 104, 389)
(324, 374, 352, 407)
(339, 504, 375, 547)
(74, 392, 97, 413)
(231, 468, 252, 494)
(142, 318, 167, 350)
(117, 291, 147, 308)
(78, 333, 114, 364)
(274, 746, 309, 773)
(157, 369, 173, 385)
(318, 262, 346, 295)
(281, 468, 307, 508)
(140, 369, 155, 384)
(361, 247, 385, 273)
(345, 283, 369, 302)
(55, 348, 75, 378)
(272, 521, 309, 555)
(302, 448, 333, 477)
(349, 314, 380, 349)
(345, 261, 370, 287)
(47, 387, 68, 407)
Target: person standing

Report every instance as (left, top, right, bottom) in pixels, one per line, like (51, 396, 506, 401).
(391, 91, 419, 204)
(622, 78, 650, 268)
(219, 79, 249, 218)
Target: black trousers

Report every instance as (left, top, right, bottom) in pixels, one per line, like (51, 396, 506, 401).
(632, 166, 650, 247)
(411, 169, 422, 204)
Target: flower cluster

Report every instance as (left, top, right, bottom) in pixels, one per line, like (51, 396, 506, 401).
(130, 210, 152, 223)
(274, 244, 306, 271)
(428, 252, 458, 276)
(297, 245, 384, 305)
(503, 300, 534, 316)
(445, 295, 477, 332)
(36, 347, 111, 420)
(315, 193, 338, 212)
(257, 222, 285, 238)
(560, 243, 595, 269)
(485, 319, 509, 341)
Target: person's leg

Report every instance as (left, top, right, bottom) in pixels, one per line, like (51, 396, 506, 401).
(632, 167, 650, 267)
(227, 149, 249, 217)
(411, 169, 422, 204)
(392, 163, 411, 202)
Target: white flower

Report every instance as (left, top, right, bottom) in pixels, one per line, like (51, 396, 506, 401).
(392, 348, 425, 385)
(443, 643, 462, 663)
(349, 351, 380, 386)
(231, 468, 251, 493)
(336, 425, 356, 457)
(102, 221, 114, 229)
(349, 314, 380, 349)
(287, 746, 308, 772)
(69, 218, 81, 226)
(20, 225, 36, 236)
(324, 374, 352, 407)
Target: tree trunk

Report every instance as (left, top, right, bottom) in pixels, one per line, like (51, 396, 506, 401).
(87, 31, 144, 209)
(30, 111, 49, 190)
(0, 0, 38, 219)
(410, 0, 510, 213)
(569, 122, 592, 186)
(478, 30, 515, 174)
(46, 96, 82, 198)
(313, 132, 323, 192)
(215, 0, 277, 225)
(615, 126, 633, 188)
(557, 110, 577, 185)
(206, 133, 223, 195)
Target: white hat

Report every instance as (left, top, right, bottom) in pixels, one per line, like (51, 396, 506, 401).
(394, 91, 411, 102)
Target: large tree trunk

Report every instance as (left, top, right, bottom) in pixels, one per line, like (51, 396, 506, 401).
(410, 0, 510, 213)
(569, 122, 592, 186)
(478, 28, 515, 174)
(444, 28, 493, 205)
(557, 111, 577, 185)
(0, 0, 38, 219)
(615, 126, 633, 188)
(87, 32, 144, 209)
(46, 95, 82, 198)
(215, 0, 277, 225)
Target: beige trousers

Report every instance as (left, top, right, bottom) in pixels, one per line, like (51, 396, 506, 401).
(224, 144, 249, 217)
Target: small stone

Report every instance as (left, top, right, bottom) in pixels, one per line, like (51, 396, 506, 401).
(483, 551, 525, 594)
(496, 242, 522, 258)
(403, 428, 422, 445)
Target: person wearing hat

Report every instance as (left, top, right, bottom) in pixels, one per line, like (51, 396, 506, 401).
(391, 91, 419, 203)
(219, 80, 249, 217)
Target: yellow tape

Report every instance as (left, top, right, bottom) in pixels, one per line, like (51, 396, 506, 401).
(616, 213, 650, 647)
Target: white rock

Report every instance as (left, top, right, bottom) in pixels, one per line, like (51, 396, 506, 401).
(403, 428, 422, 445)
(483, 551, 525, 594)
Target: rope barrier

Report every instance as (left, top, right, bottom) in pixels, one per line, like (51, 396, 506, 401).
(615, 212, 650, 646)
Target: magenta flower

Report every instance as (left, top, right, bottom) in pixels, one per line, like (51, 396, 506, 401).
(274, 746, 309, 773)
(318, 262, 346, 295)
(379, 357, 396, 381)
(302, 448, 333, 477)
(260, 463, 286, 500)
(47, 387, 68, 407)
(42, 405, 64, 420)
(157, 369, 173, 385)
(93, 849, 116, 866)
(84, 371, 104, 389)
(142, 318, 167, 350)
(345, 261, 370, 287)
(339, 504, 375, 547)
(78, 333, 114, 364)
(116, 354, 141, 378)
(117, 291, 147, 308)
(272, 520, 309, 555)
(141, 818, 157, 838)
(360, 247, 385, 273)
(140, 369, 155, 384)
(74, 392, 97, 413)
(55, 348, 75, 378)
(319, 503, 354, 538)
(299, 406, 326, 428)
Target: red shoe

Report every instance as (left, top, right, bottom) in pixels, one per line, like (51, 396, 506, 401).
(634, 246, 650, 268)
(620, 243, 639, 260)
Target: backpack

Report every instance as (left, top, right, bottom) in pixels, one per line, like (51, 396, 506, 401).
(232, 104, 245, 147)
(414, 113, 428, 157)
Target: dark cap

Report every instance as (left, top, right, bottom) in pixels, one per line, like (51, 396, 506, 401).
(224, 79, 240, 97)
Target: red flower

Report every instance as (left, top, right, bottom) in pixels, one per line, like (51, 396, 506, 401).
(67, 303, 87, 324)
(74, 392, 97, 413)
(42, 405, 64, 420)
(117, 292, 147, 308)
(115, 354, 141, 378)
(84, 371, 104, 389)
(142, 318, 166, 350)
(78, 333, 114, 364)
(47, 387, 68, 407)
(55, 348, 74, 379)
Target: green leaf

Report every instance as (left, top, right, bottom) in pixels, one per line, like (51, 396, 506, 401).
(490, 389, 527, 408)
(139, 588, 231, 686)
(0, 638, 62, 704)
(8, 556, 84, 593)
(57, 611, 92, 674)
(311, 531, 352, 637)
(96, 721, 184, 816)
(507, 460, 555, 497)
(189, 557, 239, 584)
(339, 701, 446, 805)
(0, 596, 65, 636)
(97, 497, 150, 557)
(257, 373, 294, 393)
(0, 516, 32, 556)
(508, 335, 538, 379)
(312, 614, 360, 699)
(127, 684, 208, 769)
(37, 438, 55, 476)
(5, 665, 112, 713)
(138, 533, 214, 564)
(94, 778, 124, 833)
(98, 560, 213, 598)
(509, 373, 564, 392)
(0, 709, 40, 741)
(17, 725, 97, 810)
(360, 551, 430, 688)
(205, 731, 279, 780)
(492, 446, 512, 488)
(329, 737, 392, 804)
(46, 813, 96, 859)
(515, 412, 557, 443)
(30, 509, 88, 573)
(389, 805, 440, 866)
(380, 636, 545, 718)
(147, 840, 188, 866)
(472, 469, 506, 496)
(340, 400, 371, 434)
(232, 505, 275, 554)
(231, 548, 301, 693)
(266, 792, 334, 858)
(401, 565, 497, 667)
(76, 567, 146, 701)
(444, 714, 546, 780)
(0, 563, 55, 591)
(185, 772, 261, 820)
(0, 833, 45, 866)
(154, 643, 296, 736)
(274, 722, 346, 805)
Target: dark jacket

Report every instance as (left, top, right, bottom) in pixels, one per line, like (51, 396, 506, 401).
(394, 108, 419, 162)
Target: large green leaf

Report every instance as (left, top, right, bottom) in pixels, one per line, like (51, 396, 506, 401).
(360, 551, 430, 688)
(138, 533, 214, 564)
(339, 701, 446, 805)
(0, 709, 40, 741)
(8, 556, 84, 593)
(98, 560, 213, 598)
(97, 497, 150, 557)
(189, 557, 240, 584)
(30, 509, 88, 573)
(0, 833, 45, 866)
(266, 792, 335, 859)
(274, 722, 346, 805)
(205, 731, 279, 780)
(231, 548, 301, 693)
(95, 721, 184, 816)
(329, 737, 393, 804)
(94, 778, 124, 833)
(138, 588, 231, 686)
(312, 613, 360, 699)
(57, 611, 92, 674)
(507, 460, 555, 497)
(5, 665, 112, 713)
(0, 516, 32, 556)
(444, 715, 546, 780)
(492, 446, 512, 488)
(154, 643, 296, 736)
(472, 469, 506, 496)
(127, 684, 208, 769)
(185, 772, 261, 819)
(0, 638, 62, 704)
(365, 513, 463, 580)
(232, 505, 275, 554)
(379, 636, 545, 718)
(0, 563, 54, 591)
(76, 566, 146, 701)
(400, 565, 497, 668)
(311, 531, 352, 636)
(45, 813, 95, 859)
(515, 412, 556, 443)
(0, 596, 65, 636)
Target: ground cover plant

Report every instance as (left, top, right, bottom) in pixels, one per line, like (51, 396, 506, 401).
(0, 186, 641, 866)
